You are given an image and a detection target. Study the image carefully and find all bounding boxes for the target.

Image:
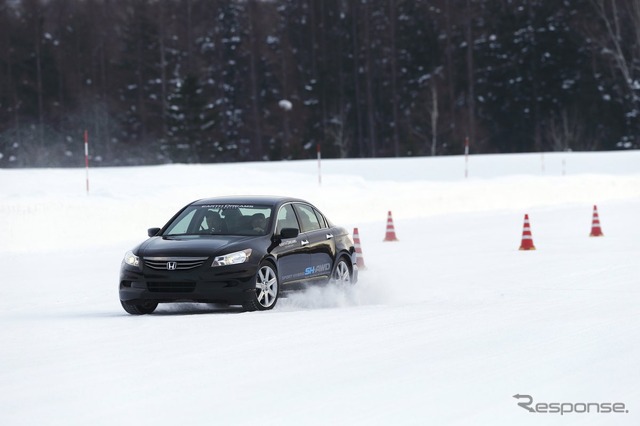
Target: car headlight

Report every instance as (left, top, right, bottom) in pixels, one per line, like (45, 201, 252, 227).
(212, 249, 252, 267)
(123, 250, 140, 268)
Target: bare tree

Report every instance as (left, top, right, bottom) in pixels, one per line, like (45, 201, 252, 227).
(157, 1, 168, 136)
(21, 0, 46, 148)
(327, 105, 350, 158)
(362, 0, 377, 157)
(388, 0, 400, 157)
(443, 0, 457, 143)
(350, 0, 364, 157)
(247, 0, 264, 160)
(547, 108, 590, 151)
(589, 0, 640, 146)
(590, 0, 640, 95)
(464, 0, 476, 149)
(428, 80, 439, 156)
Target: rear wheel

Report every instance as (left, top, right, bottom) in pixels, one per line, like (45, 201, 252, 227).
(332, 257, 352, 286)
(243, 262, 279, 311)
(120, 300, 158, 315)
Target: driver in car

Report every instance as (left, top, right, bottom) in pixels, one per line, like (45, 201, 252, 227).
(250, 213, 266, 233)
(205, 211, 224, 233)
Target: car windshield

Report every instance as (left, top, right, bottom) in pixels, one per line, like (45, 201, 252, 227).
(163, 204, 273, 237)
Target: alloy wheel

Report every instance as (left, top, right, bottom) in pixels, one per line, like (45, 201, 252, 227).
(333, 260, 351, 285)
(256, 265, 278, 308)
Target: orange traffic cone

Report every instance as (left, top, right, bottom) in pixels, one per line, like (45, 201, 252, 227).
(352, 227, 367, 270)
(519, 214, 536, 250)
(383, 211, 399, 242)
(589, 205, 604, 237)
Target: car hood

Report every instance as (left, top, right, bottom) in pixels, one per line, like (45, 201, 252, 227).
(138, 235, 258, 258)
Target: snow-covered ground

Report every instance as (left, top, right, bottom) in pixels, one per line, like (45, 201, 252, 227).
(1, 151, 639, 425)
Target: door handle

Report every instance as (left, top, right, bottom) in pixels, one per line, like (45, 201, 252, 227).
(326, 233, 334, 239)
(301, 239, 309, 246)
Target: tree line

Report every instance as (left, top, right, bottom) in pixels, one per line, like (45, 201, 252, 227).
(0, 0, 638, 167)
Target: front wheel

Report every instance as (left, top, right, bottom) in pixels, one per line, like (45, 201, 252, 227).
(332, 257, 353, 286)
(243, 261, 279, 311)
(120, 300, 158, 315)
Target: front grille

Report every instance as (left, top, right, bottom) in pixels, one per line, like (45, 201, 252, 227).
(148, 282, 196, 293)
(144, 257, 208, 271)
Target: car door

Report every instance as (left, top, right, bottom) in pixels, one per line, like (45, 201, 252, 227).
(293, 203, 335, 280)
(271, 203, 310, 284)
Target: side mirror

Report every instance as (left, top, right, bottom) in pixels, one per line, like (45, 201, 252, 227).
(148, 227, 161, 237)
(280, 227, 299, 239)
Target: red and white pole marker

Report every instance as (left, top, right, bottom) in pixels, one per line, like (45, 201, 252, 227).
(84, 129, 90, 195)
(464, 136, 469, 179)
(317, 143, 322, 186)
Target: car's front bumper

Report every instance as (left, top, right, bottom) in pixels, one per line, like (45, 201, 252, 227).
(119, 262, 258, 305)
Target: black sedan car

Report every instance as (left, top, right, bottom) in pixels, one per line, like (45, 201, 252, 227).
(119, 196, 358, 314)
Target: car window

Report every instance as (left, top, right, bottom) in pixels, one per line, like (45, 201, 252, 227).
(294, 204, 321, 233)
(276, 204, 299, 235)
(238, 206, 272, 235)
(164, 204, 272, 236)
(314, 208, 327, 229)
(217, 205, 272, 235)
(165, 208, 197, 235)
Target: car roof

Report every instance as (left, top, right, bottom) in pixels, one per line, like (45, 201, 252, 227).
(192, 195, 307, 207)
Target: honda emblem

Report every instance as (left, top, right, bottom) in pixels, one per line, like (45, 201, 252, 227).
(166, 261, 177, 270)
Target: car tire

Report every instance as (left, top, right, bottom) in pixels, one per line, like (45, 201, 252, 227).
(332, 257, 353, 286)
(120, 300, 158, 315)
(243, 261, 279, 312)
